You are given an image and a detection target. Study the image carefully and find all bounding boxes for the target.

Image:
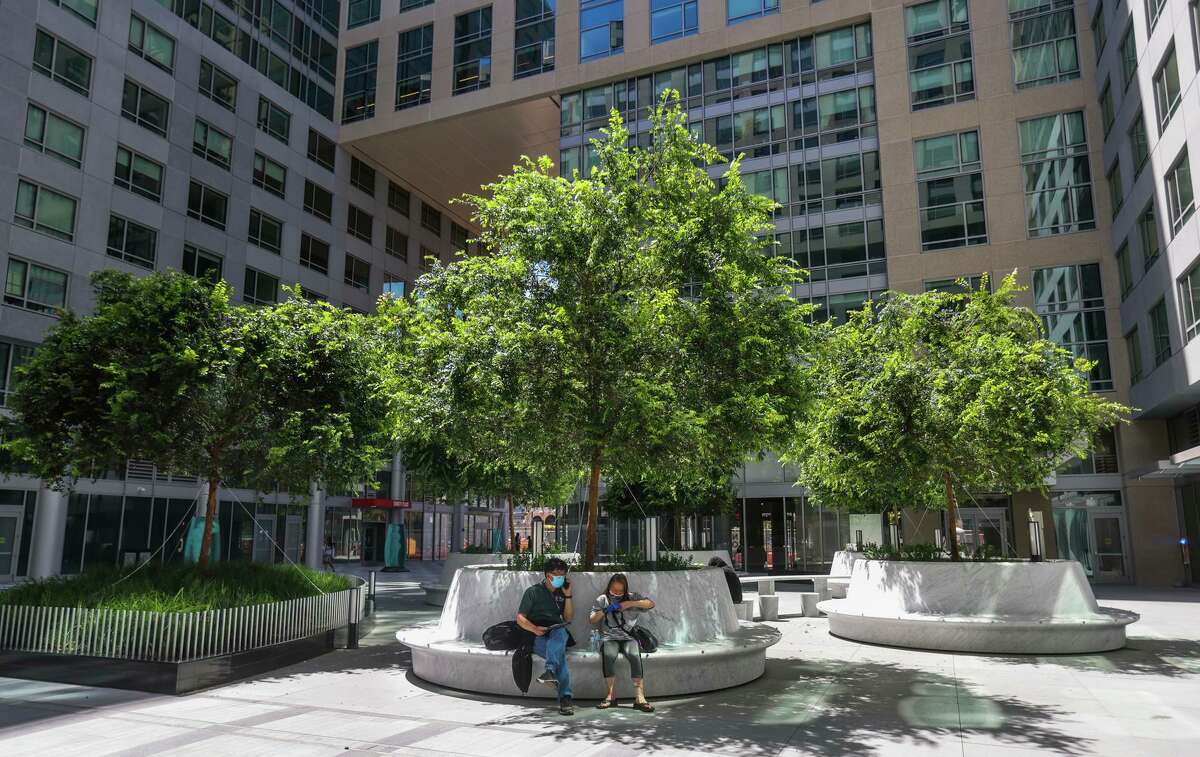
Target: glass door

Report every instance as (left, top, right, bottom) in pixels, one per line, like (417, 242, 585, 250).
(1091, 514, 1127, 582)
(0, 506, 23, 582)
(253, 514, 276, 563)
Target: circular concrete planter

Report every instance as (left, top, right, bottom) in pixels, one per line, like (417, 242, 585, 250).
(421, 552, 581, 606)
(817, 559, 1138, 654)
(399, 565, 780, 698)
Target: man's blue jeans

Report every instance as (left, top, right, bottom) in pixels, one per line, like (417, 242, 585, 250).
(533, 626, 572, 700)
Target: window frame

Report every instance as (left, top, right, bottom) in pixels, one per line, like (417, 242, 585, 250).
(300, 233, 331, 274)
(121, 79, 170, 137)
(1033, 262, 1113, 391)
(4, 256, 69, 315)
(33, 29, 92, 97)
(307, 129, 336, 172)
(397, 24, 435, 110)
(651, 0, 698, 45)
(192, 119, 233, 170)
(186, 180, 229, 231)
(453, 6, 494, 95)
(14, 178, 77, 242)
(106, 214, 157, 270)
(347, 204, 374, 243)
(252, 152, 287, 199)
(114, 145, 164, 202)
(344, 253, 371, 289)
(199, 59, 238, 112)
(24, 103, 85, 168)
(129, 13, 176, 74)
(303, 180, 334, 222)
(421, 202, 443, 235)
(913, 128, 988, 251)
(1149, 298, 1172, 366)
(248, 208, 284, 254)
(1166, 148, 1196, 236)
(257, 96, 291, 144)
(580, 0, 624, 62)
(1008, 0, 1081, 90)
(1153, 43, 1182, 132)
(183, 243, 223, 284)
(243, 267, 279, 306)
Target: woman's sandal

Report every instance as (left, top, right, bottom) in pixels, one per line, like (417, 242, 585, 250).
(597, 697, 617, 709)
(633, 700, 655, 712)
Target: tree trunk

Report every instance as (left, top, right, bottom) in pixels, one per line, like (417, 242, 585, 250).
(199, 472, 219, 569)
(584, 447, 602, 569)
(943, 472, 961, 562)
(507, 492, 516, 553)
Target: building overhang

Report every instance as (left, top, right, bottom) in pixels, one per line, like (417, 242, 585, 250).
(1137, 444, 1200, 479)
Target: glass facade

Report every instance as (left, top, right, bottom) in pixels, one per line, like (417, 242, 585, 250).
(1009, 0, 1080, 89)
(727, 0, 778, 26)
(397, 24, 434, 109)
(453, 6, 492, 94)
(514, 0, 555, 79)
(1033, 263, 1112, 391)
(914, 130, 986, 250)
(580, 0, 623, 61)
(651, 0, 697, 45)
(1018, 110, 1095, 237)
(342, 40, 378, 123)
(905, 0, 974, 111)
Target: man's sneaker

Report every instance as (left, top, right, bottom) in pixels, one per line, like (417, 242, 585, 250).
(558, 697, 574, 716)
(537, 671, 558, 687)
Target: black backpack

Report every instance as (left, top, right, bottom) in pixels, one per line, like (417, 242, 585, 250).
(483, 620, 523, 651)
(630, 626, 658, 654)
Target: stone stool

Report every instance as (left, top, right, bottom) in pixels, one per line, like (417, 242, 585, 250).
(758, 594, 780, 621)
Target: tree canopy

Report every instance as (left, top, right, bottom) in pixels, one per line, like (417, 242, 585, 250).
(399, 94, 814, 566)
(785, 274, 1127, 559)
(2, 272, 400, 566)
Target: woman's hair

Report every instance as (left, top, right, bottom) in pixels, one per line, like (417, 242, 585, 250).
(606, 573, 629, 597)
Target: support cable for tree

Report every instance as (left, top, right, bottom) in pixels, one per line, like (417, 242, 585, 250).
(108, 490, 202, 588)
(223, 487, 331, 595)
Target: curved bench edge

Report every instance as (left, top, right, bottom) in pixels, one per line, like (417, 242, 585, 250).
(816, 600, 1140, 629)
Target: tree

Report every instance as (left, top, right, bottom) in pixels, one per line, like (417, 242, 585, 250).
(400, 94, 813, 567)
(2, 272, 400, 568)
(786, 274, 1127, 561)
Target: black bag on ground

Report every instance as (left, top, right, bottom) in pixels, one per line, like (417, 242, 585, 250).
(483, 620, 522, 651)
(630, 626, 658, 654)
(512, 645, 533, 692)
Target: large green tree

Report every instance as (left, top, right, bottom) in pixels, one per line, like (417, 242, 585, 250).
(400, 95, 813, 567)
(2, 272, 400, 567)
(786, 275, 1127, 560)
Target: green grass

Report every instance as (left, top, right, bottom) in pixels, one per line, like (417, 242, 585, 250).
(0, 563, 352, 613)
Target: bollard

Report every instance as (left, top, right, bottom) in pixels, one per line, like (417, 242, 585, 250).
(367, 571, 377, 618)
(347, 585, 360, 649)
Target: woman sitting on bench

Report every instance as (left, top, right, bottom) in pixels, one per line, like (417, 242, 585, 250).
(589, 573, 656, 712)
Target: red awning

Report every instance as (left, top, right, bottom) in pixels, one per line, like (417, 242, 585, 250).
(350, 498, 412, 509)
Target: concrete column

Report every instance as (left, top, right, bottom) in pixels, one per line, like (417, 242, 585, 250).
(305, 481, 325, 570)
(645, 516, 659, 563)
(28, 485, 67, 579)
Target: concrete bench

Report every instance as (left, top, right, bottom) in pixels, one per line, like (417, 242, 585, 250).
(396, 622, 781, 699)
(739, 574, 850, 602)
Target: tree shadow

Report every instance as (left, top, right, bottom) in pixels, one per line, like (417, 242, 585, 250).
(971, 636, 1200, 678)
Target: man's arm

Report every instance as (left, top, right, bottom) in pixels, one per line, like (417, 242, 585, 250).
(516, 612, 546, 636)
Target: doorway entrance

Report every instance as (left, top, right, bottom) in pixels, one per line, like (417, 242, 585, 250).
(1052, 491, 1130, 582)
(0, 505, 24, 582)
(252, 514, 276, 563)
(284, 515, 302, 563)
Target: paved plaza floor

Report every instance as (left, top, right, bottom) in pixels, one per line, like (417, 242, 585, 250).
(1, 563, 1198, 756)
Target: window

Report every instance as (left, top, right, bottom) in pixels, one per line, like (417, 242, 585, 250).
(122, 79, 170, 137)
(248, 209, 283, 254)
(1166, 149, 1195, 236)
(1119, 25, 1137, 88)
(252, 153, 286, 198)
(1018, 110, 1095, 237)
(348, 204, 374, 243)
(14, 179, 76, 241)
(925, 275, 985, 294)
(183, 244, 222, 284)
(905, 0, 974, 111)
(300, 233, 330, 274)
(106, 215, 156, 269)
(1147, 0, 1168, 30)
(24, 104, 84, 168)
(243, 268, 278, 306)
(419, 245, 438, 270)
(1034, 263, 1112, 390)
(1126, 327, 1143, 383)
(1091, 3, 1107, 59)
(914, 130, 986, 250)
(1100, 81, 1115, 134)
(129, 15, 175, 73)
(187, 181, 228, 230)
(651, 0, 698, 44)
(1150, 299, 1171, 366)
(48, 0, 97, 26)
(1129, 112, 1150, 175)
(348, 0, 380, 28)
(1116, 242, 1133, 298)
(1181, 264, 1200, 342)
(515, 0, 556, 78)
(383, 272, 406, 298)
(581, 0, 623, 61)
(304, 180, 333, 221)
(114, 146, 163, 202)
(1153, 44, 1182, 131)
(1009, 0, 1080, 89)
(343, 40, 378, 123)
(308, 129, 336, 172)
(351, 157, 376, 196)
(33, 30, 92, 96)
(199, 60, 237, 111)
(397, 24, 434, 109)
(0, 341, 34, 406)
(389, 182, 411, 215)
(1107, 160, 1123, 217)
(345, 254, 370, 289)
(421, 202, 442, 235)
(257, 97, 291, 144)
(1058, 427, 1120, 474)
(4, 258, 67, 314)
(454, 7, 493, 94)
(727, 0, 778, 25)
(451, 222, 470, 252)
(192, 120, 232, 170)
(401, 0, 434, 10)
(386, 227, 408, 261)
(1138, 202, 1161, 270)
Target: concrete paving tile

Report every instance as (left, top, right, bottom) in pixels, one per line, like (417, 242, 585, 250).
(155, 732, 348, 757)
(252, 709, 427, 742)
(130, 697, 289, 725)
(0, 717, 192, 756)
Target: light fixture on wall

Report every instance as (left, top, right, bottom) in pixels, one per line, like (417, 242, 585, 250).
(1028, 512, 1044, 562)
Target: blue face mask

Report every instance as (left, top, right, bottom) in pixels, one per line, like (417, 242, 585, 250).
(550, 575, 566, 589)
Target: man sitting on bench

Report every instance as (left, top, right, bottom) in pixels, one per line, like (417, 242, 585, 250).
(516, 557, 575, 715)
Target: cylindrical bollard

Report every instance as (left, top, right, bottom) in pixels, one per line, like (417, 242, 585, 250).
(758, 594, 780, 621)
(347, 585, 360, 649)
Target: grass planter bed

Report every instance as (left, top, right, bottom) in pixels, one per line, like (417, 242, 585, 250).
(0, 564, 364, 694)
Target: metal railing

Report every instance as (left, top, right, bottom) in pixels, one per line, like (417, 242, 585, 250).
(0, 581, 364, 663)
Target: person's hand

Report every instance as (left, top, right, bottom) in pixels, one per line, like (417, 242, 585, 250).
(532, 626, 547, 636)
(619, 600, 635, 610)
(607, 602, 622, 613)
